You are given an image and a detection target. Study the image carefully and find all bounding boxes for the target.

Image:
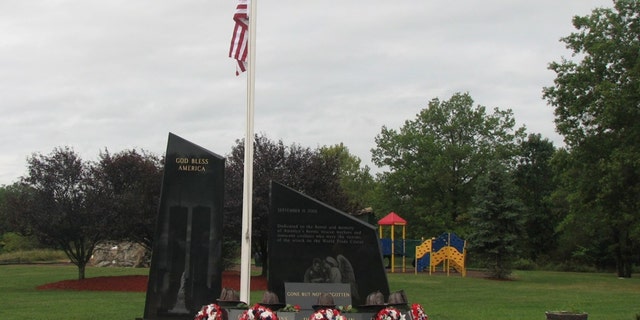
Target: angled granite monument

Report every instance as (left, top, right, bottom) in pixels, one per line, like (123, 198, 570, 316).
(267, 181, 390, 308)
(142, 133, 225, 320)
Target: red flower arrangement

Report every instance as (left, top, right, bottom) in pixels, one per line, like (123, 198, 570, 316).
(240, 304, 278, 320)
(375, 307, 405, 320)
(309, 308, 345, 320)
(194, 303, 224, 320)
(410, 304, 428, 320)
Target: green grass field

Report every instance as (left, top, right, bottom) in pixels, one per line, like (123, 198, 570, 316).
(387, 270, 640, 319)
(0, 264, 638, 320)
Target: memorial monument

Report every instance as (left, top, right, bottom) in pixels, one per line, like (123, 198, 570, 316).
(267, 181, 390, 308)
(142, 133, 225, 320)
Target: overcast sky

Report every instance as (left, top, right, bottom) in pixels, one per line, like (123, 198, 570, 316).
(0, 0, 612, 185)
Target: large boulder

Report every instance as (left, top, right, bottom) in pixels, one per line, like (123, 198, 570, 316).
(90, 241, 150, 267)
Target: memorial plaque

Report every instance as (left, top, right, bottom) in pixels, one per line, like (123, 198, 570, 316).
(227, 309, 245, 320)
(267, 181, 390, 307)
(143, 133, 225, 320)
(344, 313, 376, 320)
(276, 312, 297, 320)
(284, 282, 351, 309)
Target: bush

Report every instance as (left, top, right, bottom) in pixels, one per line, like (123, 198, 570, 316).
(1, 232, 40, 253)
(0, 249, 68, 264)
(541, 261, 597, 273)
(513, 258, 537, 270)
(222, 240, 240, 270)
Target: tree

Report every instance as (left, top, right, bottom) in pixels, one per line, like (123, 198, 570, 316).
(371, 92, 526, 238)
(468, 162, 525, 279)
(0, 186, 9, 235)
(4, 147, 111, 279)
(513, 134, 557, 262)
(93, 149, 163, 250)
(318, 143, 376, 213)
(224, 134, 350, 275)
(548, 148, 610, 270)
(543, 0, 640, 277)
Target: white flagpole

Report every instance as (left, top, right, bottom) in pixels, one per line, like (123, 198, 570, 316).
(239, 0, 257, 305)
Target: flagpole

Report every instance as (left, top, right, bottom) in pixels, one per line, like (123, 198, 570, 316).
(239, 0, 257, 305)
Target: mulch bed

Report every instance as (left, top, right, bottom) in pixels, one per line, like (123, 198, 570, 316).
(36, 270, 267, 292)
(36, 268, 487, 292)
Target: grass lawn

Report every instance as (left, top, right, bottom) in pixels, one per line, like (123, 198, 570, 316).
(1, 264, 639, 320)
(0, 264, 148, 320)
(387, 270, 640, 319)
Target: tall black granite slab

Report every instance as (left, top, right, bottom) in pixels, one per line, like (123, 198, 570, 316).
(267, 181, 390, 307)
(143, 133, 225, 320)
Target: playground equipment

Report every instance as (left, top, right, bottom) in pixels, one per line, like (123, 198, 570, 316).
(378, 212, 406, 273)
(415, 232, 466, 276)
(378, 212, 467, 276)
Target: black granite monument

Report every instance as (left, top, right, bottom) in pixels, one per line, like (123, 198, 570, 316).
(267, 181, 390, 307)
(143, 133, 225, 320)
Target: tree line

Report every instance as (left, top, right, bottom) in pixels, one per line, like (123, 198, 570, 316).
(1, 1, 638, 279)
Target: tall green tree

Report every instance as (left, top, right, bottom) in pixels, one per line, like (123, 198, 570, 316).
(513, 134, 557, 262)
(468, 162, 525, 279)
(371, 92, 526, 238)
(0, 186, 9, 235)
(319, 143, 376, 213)
(93, 149, 163, 250)
(543, 0, 640, 277)
(3, 147, 110, 279)
(549, 148, 609, 269)
(224, 134, 350, 275)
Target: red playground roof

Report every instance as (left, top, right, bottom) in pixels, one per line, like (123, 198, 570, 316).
(378, 212, 407, 225)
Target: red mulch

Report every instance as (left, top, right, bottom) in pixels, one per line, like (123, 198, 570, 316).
(36, 270, 267, 292)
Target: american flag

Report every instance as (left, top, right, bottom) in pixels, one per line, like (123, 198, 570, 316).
(229, 0, 249, 75)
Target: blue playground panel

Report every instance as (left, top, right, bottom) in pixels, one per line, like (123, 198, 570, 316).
(432, 235, 448, 252)
(448, 232, 465, 253)
(380, 238, 392, 255)
(432, 232, 465, 253)
(415, 253, 431, 272)
(379, 238, 406, 255)
(380, 239, 421, 257)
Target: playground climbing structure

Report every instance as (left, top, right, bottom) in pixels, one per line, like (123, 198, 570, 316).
(415, 232, 466, 276)
(378, 212, 407, 273)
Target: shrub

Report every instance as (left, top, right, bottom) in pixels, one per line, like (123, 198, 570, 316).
(1, 232, 40, 253)
(222, 240, 240, 270)
(513, 258, 537, 270)
(0, 249, 68, 263)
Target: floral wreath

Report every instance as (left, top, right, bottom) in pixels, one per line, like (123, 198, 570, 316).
(194, 303, 224, 320)
(240, 304, 278, 320)
(309, 308, 345, 320)
(410, 304, 428, 320)
(375, 307, 405, 320)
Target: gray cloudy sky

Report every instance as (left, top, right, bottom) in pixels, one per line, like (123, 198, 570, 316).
(0, 0, 611, 185)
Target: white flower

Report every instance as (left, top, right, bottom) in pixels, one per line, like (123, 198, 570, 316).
(326, 309, 334, 319)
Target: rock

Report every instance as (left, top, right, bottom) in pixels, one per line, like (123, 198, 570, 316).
(90, 241, 150, 267)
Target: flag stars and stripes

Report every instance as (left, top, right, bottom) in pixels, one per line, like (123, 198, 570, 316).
(229, 0, 249, 75)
